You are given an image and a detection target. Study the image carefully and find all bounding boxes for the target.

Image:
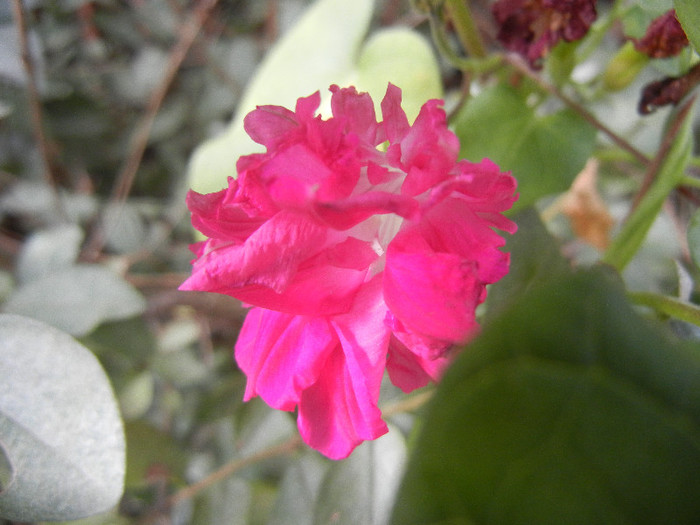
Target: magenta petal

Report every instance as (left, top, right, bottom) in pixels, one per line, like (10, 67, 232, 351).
(330, 85, 379, 143)
(314, 191, 418, 230)
(180, 210, 328, 294)
(381, 83, 410, 144)
(298, 277, 390, 459)
(235, 308, 336, 410)
(384, 239, 482, 342)
(386, 335, 449, 392)
(244, 105, 300, 150)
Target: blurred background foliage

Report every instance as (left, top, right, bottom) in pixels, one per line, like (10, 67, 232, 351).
(3, 0, 700, 523)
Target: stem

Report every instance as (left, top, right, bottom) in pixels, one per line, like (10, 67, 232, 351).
(11, 0, 65, 217)
(628, 291, 700, 327)
(443, 0, 486, 58)
(169, 435, 303, 506)
(503, 53, 650, 167)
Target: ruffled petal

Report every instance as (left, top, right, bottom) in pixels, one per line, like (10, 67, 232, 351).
(235, 308, 336, 410)
(244, 105, 301, 150)
(381, 83, 410, 144)
(330, 85, 379, 144)
(384, 232, 482, 342)
(180, 210, 328, 294)
(386, 334, 450, 392)
(298, 277, 390, 459)
(398, 100, 460, 197)
(314, 190, 419, 230)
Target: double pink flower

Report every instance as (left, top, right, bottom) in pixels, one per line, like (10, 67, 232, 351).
(181, 84, 517, 459)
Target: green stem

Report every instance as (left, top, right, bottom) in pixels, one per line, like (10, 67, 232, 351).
(628, 291, 700, 327)
(443, 0, 486, 58)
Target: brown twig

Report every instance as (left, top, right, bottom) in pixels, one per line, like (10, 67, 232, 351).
(504, 53, 651, 167)
(168, 435, 303, 506)
(111, 0, 220, 204)
(11, 0, 62, 194)
(81, 0, 220, 261)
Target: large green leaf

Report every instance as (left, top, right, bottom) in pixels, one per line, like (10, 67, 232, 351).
(674, 1, 700, 54)
(453, 85, 596, 211)
(0, 315, 125, 522)
(391, 269, 700, 525)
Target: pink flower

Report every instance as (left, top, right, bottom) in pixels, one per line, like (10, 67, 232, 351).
(180, 85, 518, 459)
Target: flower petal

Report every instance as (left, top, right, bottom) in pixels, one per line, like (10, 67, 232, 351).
(384, 235, 482, 342)
(386, 334, 449, 392)
(298, 277, 390, 459)
(180, 210, 328, 294)
(235, 308, 336, 410)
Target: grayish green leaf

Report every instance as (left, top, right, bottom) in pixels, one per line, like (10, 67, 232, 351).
(4, 264, 146, 336)
(269, 452, 327, 525)
(315, 427, 407, 525)
(0, 314, 125, 521)
(16, 224, 84, 284)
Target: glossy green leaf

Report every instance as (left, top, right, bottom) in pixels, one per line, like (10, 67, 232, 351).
(0, 315, 125, 522)
(391, 269, 700, 525)
(315, 427, 407, 525)
(674, 1, 700, 53)
(453, 84, 596, 211)
(4, 264, 146, 336)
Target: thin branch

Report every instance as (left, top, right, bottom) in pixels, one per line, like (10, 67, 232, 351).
(82, 0, 220, 261)
(111, 0, 220, 204)
(169, 435, 303, 506)
(503, 53, 651, 167)
(11, 0, 61, 192)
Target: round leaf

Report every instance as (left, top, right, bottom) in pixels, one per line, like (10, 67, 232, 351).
(0, 314, 125, 521)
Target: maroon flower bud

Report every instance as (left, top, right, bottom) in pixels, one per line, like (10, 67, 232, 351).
(634, 9, 689, 59)
(492, 0, 597, 68)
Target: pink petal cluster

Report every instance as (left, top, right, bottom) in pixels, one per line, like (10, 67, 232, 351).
(181, 84, 517, 459)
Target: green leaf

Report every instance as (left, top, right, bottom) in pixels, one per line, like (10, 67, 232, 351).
(315, 427, 406, 525)
(687, 206, 700, 269)
(674, 0, 700, 53)
(485, 208, 571, 320)
(391, 269, 700, 525)
(453, 84, 596, 211)
(0, 314, 125, 522)
(4, 264, 146, 336)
